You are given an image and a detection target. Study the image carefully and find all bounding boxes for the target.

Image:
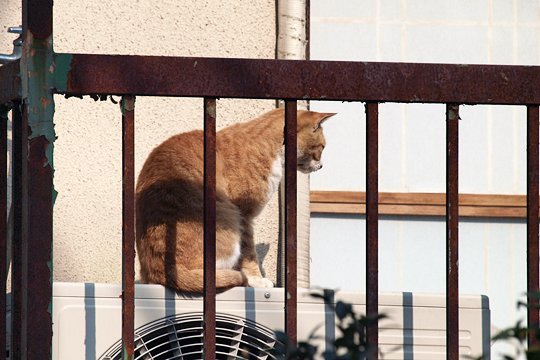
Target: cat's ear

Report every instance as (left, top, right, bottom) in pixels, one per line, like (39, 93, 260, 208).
(313, 112, 337, 131)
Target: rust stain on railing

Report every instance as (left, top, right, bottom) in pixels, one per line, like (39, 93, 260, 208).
(203, 97, 217, 359)
(121, 95, 136, 360)
(365, 102, 379, 356)
(52, 53, 540, 105)
(526, 105, 540, 348)
(284, 100, 298, 345)
(0, 104, 8, 359)
(446, 104, 459, 360)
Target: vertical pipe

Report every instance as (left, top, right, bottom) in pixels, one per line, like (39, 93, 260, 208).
(10, 101, 23, 360)
(22, 0, 55, 357)
(284, 100, 298, 344)
(446, 104, 459, 360)
(203, 98, 217, 360)
(276, 0, 310, 290)
(121, 96, 136, 360)
(0, 105, 8, 359)
(526, 105, 539, 347)
(365, 102, 379, 357)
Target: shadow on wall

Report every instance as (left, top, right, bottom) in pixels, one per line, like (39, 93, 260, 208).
(256, 243, 270, 277)
(84, 282, 96, 360)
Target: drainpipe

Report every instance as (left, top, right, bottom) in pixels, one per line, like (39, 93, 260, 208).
(276, 0, 310, 288)
(277, 1, 307, 60)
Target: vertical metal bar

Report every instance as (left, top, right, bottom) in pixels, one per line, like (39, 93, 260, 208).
(121, 96, 136, 360)
(446, 104, 459, 360)
(11, 101, 24, 360)
(24, 123, 54, 359)
(0, 104, 8, 360)
(527, 105, 539, 347)
(365, 102, 379, 357)
(203, 98, 217, 360)
(284, 100, 297, 344)
(22, 0, 55, 357)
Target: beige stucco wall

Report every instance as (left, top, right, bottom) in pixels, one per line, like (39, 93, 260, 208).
(1, 1, 278, 284)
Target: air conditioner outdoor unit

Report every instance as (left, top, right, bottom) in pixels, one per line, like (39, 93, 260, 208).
(7, 282, 490, 359)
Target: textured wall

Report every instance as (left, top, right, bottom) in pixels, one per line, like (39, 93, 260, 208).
(1, 0, 278, 284)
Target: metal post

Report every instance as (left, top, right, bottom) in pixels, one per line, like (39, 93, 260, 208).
(203, 98, 217, 359)
(11, 101, 24, 360)
(121, 96, 136, 360)
(0, 104, 8, 359)
(365, 102, 379, 357)
(20, 0, 55, 357)
(446, 104, 459, 360)
(284, 100, 297, 344)
(526, 105, 539, 347)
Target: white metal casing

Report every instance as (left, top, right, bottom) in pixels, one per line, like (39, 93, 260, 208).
(8, 282, 490, 359)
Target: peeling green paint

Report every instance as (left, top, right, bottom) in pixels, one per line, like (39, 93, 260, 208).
(447, 105, 460, 121)
(121, 96, 136, 116)
(21, 33, 56, 168)
(47, 258, 53, 314)
(52, 187, 58, 205)
(21, 32, 56, 344)
(204, 98, 216, 118)
(53, 53, 73, 94)
(123, 345, 134, 360)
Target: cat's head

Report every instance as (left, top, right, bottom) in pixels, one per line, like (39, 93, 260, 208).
(296, 111, 336, 174)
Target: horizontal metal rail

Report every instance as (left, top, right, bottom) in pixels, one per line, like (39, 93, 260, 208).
(50, 53, 540, 105)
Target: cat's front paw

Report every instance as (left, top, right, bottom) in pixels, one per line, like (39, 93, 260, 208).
(247, 276, 274, 288)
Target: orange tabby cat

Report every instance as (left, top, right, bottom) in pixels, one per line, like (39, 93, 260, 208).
(136, 108, 335, 292)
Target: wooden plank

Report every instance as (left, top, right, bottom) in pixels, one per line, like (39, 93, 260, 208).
(311, 191, 527, 207)
(310, 191, 533, 218)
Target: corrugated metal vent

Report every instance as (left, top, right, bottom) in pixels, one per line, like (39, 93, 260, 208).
(99, 313, 284, 360)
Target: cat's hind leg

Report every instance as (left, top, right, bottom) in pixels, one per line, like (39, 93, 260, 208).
(238, 218, 274, 288)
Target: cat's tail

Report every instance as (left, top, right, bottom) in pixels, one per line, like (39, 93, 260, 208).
(166, 267, 247, 293)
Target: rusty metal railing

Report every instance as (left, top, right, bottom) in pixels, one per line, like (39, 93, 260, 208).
(0, 1, 540, 359)
(121, 95, 136, 357)
(203, 97, 217, 357)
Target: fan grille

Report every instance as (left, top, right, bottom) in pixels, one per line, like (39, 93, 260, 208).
(99, 313, 285, 360)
